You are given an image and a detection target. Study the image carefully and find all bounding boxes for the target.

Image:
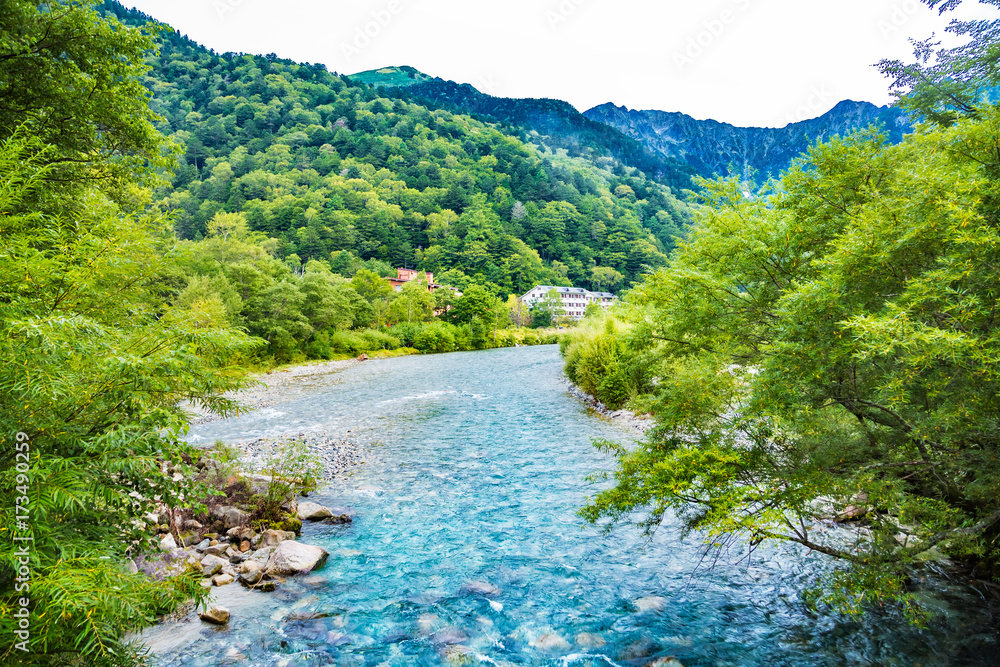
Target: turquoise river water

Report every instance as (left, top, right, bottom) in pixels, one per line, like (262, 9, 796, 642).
(142, 346, 999, 666)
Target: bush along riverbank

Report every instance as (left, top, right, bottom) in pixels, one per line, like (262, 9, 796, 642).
(134, 440, 356, 632)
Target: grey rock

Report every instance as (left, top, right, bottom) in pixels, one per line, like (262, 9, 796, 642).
(264, 540, 329, 576)
(261, 529, 296, 547)
(194, 539, 211, 552)
(199, 606, 230, 625)
(200, 554, 228, 577)
(296, 502, 333, 521)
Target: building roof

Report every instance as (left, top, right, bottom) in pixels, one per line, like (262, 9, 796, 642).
(521, 285, 617, 299)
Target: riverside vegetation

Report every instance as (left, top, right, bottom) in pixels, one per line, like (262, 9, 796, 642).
(563, 0, 1000, 623)
(1, 0, 998, 665)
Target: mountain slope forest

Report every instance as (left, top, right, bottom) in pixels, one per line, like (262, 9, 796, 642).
(585, 99, 910, 180)
(102, 3, 689, 299)
(348, 65, 698, 189)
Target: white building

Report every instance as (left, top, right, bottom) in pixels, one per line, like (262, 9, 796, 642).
(520, 285, 616, 320)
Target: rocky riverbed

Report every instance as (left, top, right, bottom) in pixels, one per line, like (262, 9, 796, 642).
(183, 358, 362, 425)
(565, 380, 655, 433)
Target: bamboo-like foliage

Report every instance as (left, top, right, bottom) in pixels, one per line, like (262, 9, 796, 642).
(0, 129, 260, 663)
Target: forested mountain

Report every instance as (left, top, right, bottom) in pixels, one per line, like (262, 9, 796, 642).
(584, 100, 910, 180)
(348, 66, 697, 190)
(98, 5, 688, 298)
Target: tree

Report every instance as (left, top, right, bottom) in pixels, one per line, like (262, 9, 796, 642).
(531, 288, 564, 328)
(507, 294, 530, 328)
(580, 117, 1000, 619)
(388, 278, 434, 324)
(589, 266, 624, 293)
(0, 1, 169, 208)
(350, 268, 393, 327)
(0, 131, 260, 664)
(878, 0, 1000, 125)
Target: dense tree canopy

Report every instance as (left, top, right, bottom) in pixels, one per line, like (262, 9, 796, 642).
(569, 109, 1000, 617)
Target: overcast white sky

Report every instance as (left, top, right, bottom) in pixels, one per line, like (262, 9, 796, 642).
(123, 0, 995, 127)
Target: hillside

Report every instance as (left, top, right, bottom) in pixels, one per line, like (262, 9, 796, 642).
(584, 100, 910, 180)
(97, 5, 689, 299)
(350, 66, 697, 191)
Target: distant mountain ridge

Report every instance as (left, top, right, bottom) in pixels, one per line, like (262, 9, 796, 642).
(348, 66, 697, 191)
(353, 67, 911, 184)
(583, 100, 911, 181)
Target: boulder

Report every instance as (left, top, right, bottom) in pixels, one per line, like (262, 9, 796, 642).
(183, 519, 203, 531)
(212, 573, 235, 586)
(240, 560, 262, 574)
(194, 538, 210, 552)
(835, 505, 868, 522)
(296, 502, 334, 521)
(203, 543, 228, 557)
(248, 546, 275, 569)
(200, 554, 228, 577)
(239, 569, 264, 586)
(216, 506, 249, 530)
(322, 513, 353, 525)
(179, 532, 200, 547)
(272, 517, 302, 533)
(159, 534, 177, 550)
(264, 540, 329, 576)
(199, 606, 230, 625)
(261, 529, 296, 547)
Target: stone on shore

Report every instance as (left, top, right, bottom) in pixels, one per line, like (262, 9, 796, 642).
(216, 506, 249, 530)
(297, 502, 334, 521)
(200, 554, 229, 577)
(264, 540, 329, 576)
(212, 573, 234, 586)
(199, 606, 230, 625)
(261, 529, 296, 547)
(159, 534, 177, 550)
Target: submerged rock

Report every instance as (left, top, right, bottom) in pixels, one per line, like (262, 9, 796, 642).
(462, 580, 501, 596)
(264, 540, 329, 576)
(648, 659, 685, 667)
(199, 606, 230, 625)
(634, 595, 668, 612)
(576, 632, 606, 648)
(531, 631, 570, 652)
(431, 627, 469, 645)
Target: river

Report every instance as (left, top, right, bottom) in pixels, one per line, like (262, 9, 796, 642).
(141, 345, 998, 666)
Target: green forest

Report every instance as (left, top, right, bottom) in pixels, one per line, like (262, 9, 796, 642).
(563, 6, 1000, 621)
(2, 0, 998, 663)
